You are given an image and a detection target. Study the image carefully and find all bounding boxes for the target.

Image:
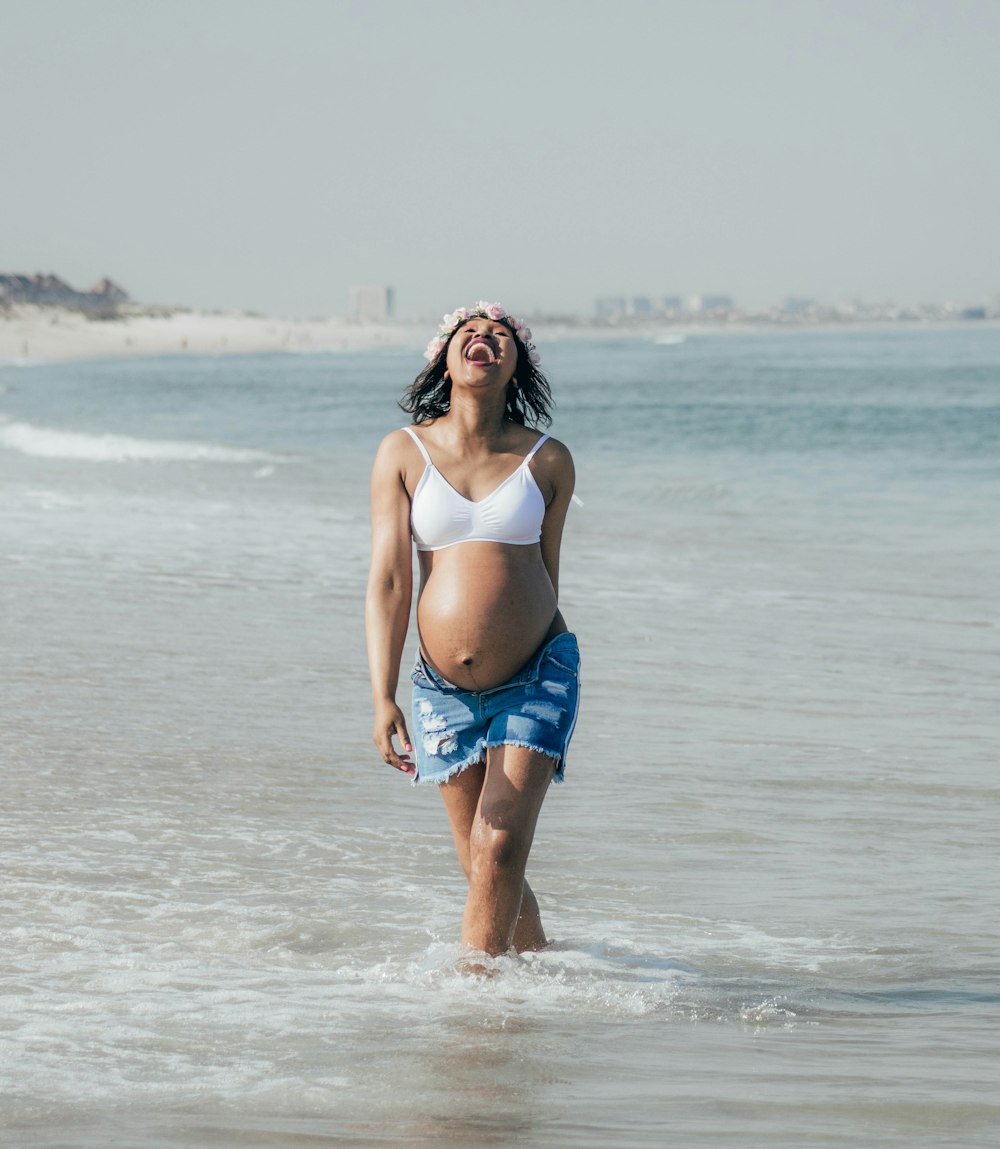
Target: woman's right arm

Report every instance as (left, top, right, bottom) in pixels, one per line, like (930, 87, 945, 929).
(365, 432, 415, 774)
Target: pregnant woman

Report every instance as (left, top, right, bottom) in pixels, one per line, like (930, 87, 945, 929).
(366, 301, 580, 958)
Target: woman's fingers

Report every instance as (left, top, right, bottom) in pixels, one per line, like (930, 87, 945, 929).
(391, 715, 415, 773)
(395, 715, 413, 757)
(386, 707, 413, 772)
(373, 708, 415, 774)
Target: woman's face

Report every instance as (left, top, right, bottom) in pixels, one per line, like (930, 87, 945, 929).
(444, 318, 519, 390)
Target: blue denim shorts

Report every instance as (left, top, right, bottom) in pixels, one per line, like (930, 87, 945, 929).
(409, 632, 581, 785)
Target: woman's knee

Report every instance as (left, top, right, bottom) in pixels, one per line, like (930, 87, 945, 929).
(469, 820, 529, 878)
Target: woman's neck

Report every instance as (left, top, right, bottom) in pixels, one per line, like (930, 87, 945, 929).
(442, 392, 511, 444)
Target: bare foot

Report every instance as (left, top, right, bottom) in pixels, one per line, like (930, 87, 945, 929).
(455, 948, 509, 977)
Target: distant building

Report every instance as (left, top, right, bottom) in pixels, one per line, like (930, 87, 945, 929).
(0, 272, 129, 309)
(783, 297, 818, 315)
(595, 296, 627, 319)
(598, 292, 736, 319)
(699, 295, 735, 313)
(350, 286, 395, 322)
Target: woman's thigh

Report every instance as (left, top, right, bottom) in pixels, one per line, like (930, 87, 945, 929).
(440, 746, 555, 874)
(476, 744, 555, 841)
(439, 761, 486, 876)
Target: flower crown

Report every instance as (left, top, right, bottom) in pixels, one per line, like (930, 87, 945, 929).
(423, 300, 540, 365)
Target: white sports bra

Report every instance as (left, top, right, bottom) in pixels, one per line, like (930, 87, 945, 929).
(402, 426, 549, 552)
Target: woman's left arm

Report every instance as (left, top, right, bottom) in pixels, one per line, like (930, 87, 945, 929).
(538, 439, 576, 598)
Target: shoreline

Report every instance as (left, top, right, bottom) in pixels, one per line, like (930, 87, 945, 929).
(2, 304, 997, 366)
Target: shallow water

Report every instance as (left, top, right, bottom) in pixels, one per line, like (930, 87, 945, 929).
(2, 328, 999, 1146)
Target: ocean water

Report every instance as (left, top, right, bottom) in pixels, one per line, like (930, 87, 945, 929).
(2, 327, 998, 1147)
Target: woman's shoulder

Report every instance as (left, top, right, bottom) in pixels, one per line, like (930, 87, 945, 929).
(376, 424, 429, 450)
(527, 431, 574, 497)
(372, 426, 430, 475)
(529, 429, 572, 464)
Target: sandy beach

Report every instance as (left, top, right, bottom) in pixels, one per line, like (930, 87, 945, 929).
(5, 303, 995, 369)
(0, 304, 428, 364)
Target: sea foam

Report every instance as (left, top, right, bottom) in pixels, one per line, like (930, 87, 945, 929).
(0, 417, 280, 464)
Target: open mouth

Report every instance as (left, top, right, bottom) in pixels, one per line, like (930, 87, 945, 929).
(464, 337, 498, 365)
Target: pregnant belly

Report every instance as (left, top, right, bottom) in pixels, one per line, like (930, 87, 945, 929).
(417, 544, 559, 691)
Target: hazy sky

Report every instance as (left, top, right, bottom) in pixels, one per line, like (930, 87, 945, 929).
(3, 0, 998, 318)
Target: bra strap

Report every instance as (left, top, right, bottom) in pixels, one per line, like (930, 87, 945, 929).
(401, 425, 433, 466)
(523, 433, 550, 465)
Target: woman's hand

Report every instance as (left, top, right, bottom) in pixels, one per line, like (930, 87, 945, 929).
(373, 699, 414, 775)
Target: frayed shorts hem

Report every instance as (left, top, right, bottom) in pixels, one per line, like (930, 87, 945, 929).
(410, 739, 565, 787)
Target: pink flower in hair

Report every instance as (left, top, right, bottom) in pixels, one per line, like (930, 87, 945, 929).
(425, 300, 540, 365)
(423, 337, 446, 362)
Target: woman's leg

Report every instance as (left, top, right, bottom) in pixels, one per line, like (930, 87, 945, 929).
(440, 759, 549, 952)
(439, 746, 554, 955)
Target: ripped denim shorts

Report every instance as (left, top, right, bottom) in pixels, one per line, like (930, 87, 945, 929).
(409, 632, 581, 785)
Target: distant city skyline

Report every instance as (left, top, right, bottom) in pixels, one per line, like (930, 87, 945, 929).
(3, 0, 998, 319)
(6, 262, 997, 324)
(5, 269, 995, 327)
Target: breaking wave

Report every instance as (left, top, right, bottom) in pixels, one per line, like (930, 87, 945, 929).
(0, 416, 281, 464)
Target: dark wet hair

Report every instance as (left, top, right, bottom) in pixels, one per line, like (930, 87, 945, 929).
(399, 320, 553, 428)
